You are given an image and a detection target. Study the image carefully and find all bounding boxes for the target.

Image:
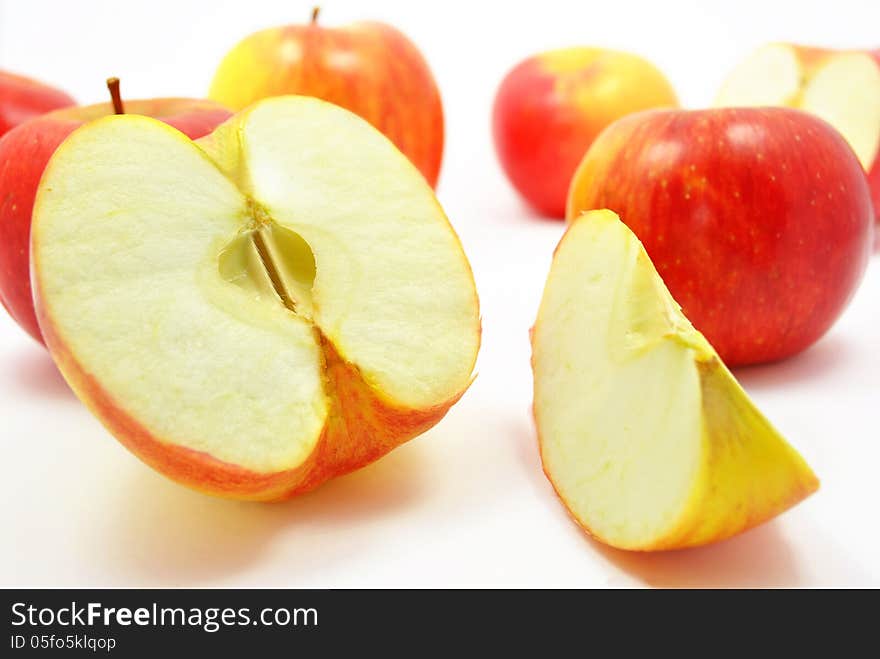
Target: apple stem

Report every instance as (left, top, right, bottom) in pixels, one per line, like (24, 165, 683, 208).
(106, 77, 125, 115)
(311, 6, 320, 24)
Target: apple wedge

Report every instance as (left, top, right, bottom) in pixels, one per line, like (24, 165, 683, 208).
(532, 210, 818, 551)
(31, 96, 480, 501)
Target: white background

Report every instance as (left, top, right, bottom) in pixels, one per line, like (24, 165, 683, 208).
(1, 0, 878, 587)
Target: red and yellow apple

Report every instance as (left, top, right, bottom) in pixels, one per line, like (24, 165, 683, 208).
(492, 47, 678, 218)
(209, 8, 444, 188)
(0, 88, 231, 343)
(716, 44, 880, 220)
(567, 107, 873, 366)
(0, 70, 75, 138)
(30, 96, 480, 500)
(532, 210, 818, 551)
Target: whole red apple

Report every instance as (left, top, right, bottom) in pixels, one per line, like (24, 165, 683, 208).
(0, 86, 231, 343)
(209, 8, 444, 187)
(0, 70, 76, 137)
(493, 48, 678, 218)
(567, 107, 873, 366)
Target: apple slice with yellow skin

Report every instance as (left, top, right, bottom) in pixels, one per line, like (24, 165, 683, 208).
(31, 96, 480, 501)
(715, 44, 880, 218)
(531, 210, 818, 551)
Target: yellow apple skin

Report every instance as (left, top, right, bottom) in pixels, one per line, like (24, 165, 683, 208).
(532, 211, 819, 551)
(546, 357, 818, 552)
(534, 348, 819, 552)
(209, 13, 444, 187)
(657, 358, 819, 549)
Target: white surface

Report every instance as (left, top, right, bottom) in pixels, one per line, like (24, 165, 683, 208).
(1, 0, 878, 587)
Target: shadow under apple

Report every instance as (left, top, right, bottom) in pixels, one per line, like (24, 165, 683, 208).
(514, 408, 811, 587)
(506, 413, 552, 494)
(96, 438, 431, 586)
(8, 343, 74, 400)
(734, 332, 856, 392)
(592, 521, 802, 588)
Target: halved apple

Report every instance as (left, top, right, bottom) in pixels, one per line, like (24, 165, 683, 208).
(531, 210, 818, 551)
(715, 44, 880, 217)
(31, 96, 480, 501)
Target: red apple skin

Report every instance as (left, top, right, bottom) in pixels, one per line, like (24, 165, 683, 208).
(209, 16, 444, 188)
(0, 71, 76, 137)
(783, 47, 880, 225)
(492, 49, 678, 218)
(567, 107, 874, 366)
(870, 50, 880, 224)
(870, 156, 880, 234)
(0, 99, 231, 344)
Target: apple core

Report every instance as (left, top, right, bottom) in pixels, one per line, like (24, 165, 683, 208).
(218, 203, 317, 320)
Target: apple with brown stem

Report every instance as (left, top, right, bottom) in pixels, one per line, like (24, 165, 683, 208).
(209, 7, 445, 187)
(0, 78, 231, 344)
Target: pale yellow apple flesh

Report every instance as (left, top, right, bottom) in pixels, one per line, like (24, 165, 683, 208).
(801, 54, 880, 168)
(31, 96, 480, 493)
(716, 44, 880, 169)
(532, 210, 818, 551)
(715, 44, 804, 107)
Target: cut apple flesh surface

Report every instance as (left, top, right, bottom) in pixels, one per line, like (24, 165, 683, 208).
(32, 99, 479, 474)
(533, 213, 703, 546)
(801, 53, 880, 169)
(532, 211, 817, 550)
(717, 46, 880, 171)
(204, 100, 479, 404)
(714, 44, 802, 107)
